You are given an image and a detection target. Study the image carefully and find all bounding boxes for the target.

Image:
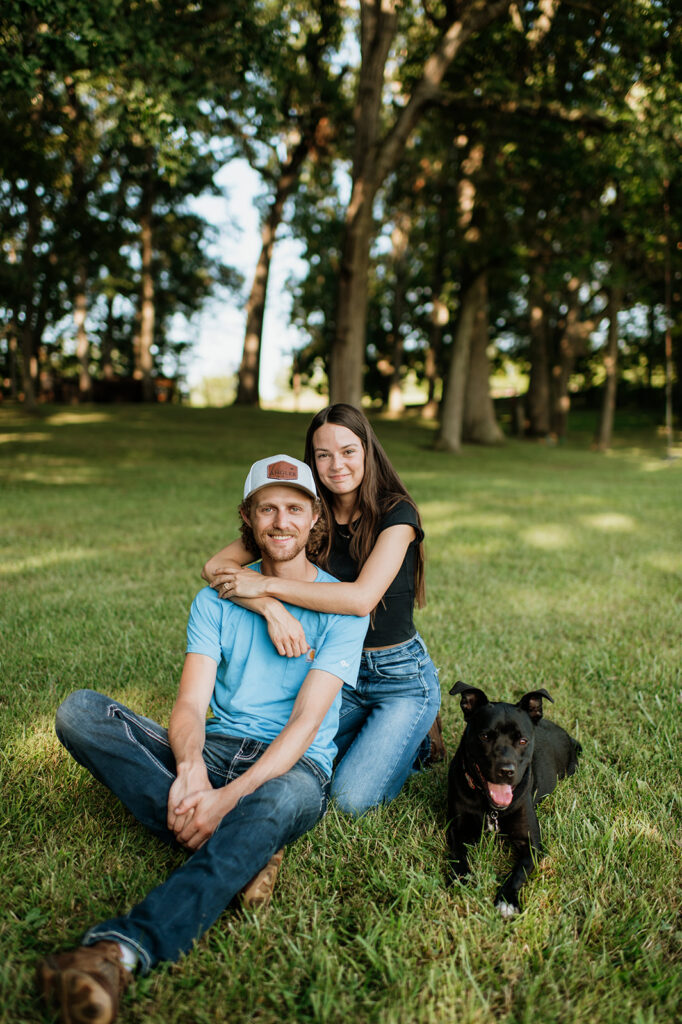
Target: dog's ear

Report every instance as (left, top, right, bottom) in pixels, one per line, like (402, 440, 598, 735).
(517, 688, 553, 723)
(449, 680, 489, 720)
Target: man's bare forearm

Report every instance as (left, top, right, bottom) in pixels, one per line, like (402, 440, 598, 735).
(222, 713, 318, 804)
(167, 698, 213, 842)
(168, 700, 207, 770)
(213, 669, 342, 810)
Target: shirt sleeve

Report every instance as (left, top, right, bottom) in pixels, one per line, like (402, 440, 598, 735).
(186, 587, 223, 663)
(377, 499, 423, 544)
(312, 612, 369, 689)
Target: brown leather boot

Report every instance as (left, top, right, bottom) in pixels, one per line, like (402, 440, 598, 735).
(425, 713, 447, 765)
(37, 940, 131, 1024)
(239, 849, 284, 909)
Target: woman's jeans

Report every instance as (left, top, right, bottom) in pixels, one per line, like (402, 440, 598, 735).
(331, 633, 440, 815)
(54, 689, 329, 971)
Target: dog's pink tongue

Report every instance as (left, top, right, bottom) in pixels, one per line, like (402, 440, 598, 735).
(487, 782, 513, 807)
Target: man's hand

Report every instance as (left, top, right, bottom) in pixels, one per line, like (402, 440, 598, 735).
(167, 762, 211, 843)
(172, 783, 243, 850)
(217, 567, 268, 600)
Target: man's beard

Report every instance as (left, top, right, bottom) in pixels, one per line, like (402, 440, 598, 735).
(256, 529, 308, 563)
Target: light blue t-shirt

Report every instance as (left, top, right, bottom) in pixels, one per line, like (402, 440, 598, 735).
(185, 564, 368, 776)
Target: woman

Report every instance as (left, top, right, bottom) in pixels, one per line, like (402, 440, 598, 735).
(202, 404, 443, 815)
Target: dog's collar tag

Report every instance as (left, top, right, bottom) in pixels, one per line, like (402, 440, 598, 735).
(486, 811, 500, 833)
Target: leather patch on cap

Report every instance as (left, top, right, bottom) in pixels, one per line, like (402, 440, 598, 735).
(267, 460, 298, 481)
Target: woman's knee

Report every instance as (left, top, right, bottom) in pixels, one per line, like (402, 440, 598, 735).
(247, 766, 326, 828)
(330, 771, 378, 817)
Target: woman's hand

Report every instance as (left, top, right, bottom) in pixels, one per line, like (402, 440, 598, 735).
(215, 568, 308, 657)
(217, 568, 268, 600)
(263, 602, 310, 658)
(205, 562, 244, 591)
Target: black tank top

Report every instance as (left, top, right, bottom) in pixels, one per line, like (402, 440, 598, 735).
(327, 499, 423, 647)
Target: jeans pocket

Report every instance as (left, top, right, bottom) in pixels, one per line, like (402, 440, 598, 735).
(227, 738, 267, 781)
(300, 755, 330, 790)
(371, 645, 421, 681)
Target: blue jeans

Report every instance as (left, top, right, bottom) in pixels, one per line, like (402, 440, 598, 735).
(54, 689, 329, 971)
(330, 633, 440, 815)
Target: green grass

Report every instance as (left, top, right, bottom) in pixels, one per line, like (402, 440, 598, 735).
(1, 403, 680, 1024)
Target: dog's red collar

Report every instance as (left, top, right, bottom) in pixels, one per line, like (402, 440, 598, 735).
(463, 761, 487, 792)
(464, 763, 499, 830)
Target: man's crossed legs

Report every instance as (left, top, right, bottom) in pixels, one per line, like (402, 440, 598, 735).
(39, 689, 329, 1019)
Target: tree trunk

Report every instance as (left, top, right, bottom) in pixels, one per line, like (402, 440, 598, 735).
(5, 320, 19, 398)
(423, 192, 449, 420)
(462, 272, 503, 444)
(139, 212, 155, 401)
(63, 77, 93, 402)
(423, 330, 442, 420)
(525, 274, 551, 436)
(387, 336, 405, 416)
(646, 304, 655, 389)
(75, 260, 92, 400)
(19, 180, 40, 411)
(20, 323, 38, 409)
(550, 276, 583, 438)
(673, 328, 681, 421)
(33, 285, 49, 400)
(235, 138, 310, 406)
(386, 212, 410, 417)
(329, 0, 397, 406)
(593, 284, 623, 451)
(663, 177, 675, 453)
(435, 272, 486, 452)
(134, 160, 156, 402)
(330, 0, 512, 406)
(234, 221, 275, 407)
(101, 295, 116, 380)
(330, 198, 376, 406)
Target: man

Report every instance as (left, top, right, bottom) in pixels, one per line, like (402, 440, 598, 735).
(38, 454, 368, 1024)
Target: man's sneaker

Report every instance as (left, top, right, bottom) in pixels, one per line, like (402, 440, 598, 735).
(239, 849, 284, 909)
(425, 713, 447, 765)
(37, 940, 131, 1024)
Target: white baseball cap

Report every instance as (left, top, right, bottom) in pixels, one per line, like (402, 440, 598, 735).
(243, 454, 317, 501)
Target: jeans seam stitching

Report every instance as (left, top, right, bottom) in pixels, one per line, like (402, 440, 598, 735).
(300, 756, 329, 787)
(108, 704, 172, 748)
(119, 717, 175, 781)
(235, 737, 261, 763)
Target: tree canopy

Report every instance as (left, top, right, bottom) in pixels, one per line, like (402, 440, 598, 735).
(1, 0, 679, 448)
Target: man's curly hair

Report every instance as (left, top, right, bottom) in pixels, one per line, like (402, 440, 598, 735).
(238, 494, 327, 561)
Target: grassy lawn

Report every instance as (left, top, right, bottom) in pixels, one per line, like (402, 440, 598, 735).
(1, 403, 680, 1024)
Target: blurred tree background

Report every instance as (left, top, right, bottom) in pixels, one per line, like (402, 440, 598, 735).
(1, 1, 680, 450)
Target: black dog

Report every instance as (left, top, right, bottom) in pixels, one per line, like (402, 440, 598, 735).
(446, 681, 581, 916)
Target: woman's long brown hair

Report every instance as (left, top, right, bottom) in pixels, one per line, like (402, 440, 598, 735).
(303, 404, 425, 607)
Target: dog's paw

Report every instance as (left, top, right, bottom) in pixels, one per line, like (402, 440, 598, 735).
(495, 897, 520, 919)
